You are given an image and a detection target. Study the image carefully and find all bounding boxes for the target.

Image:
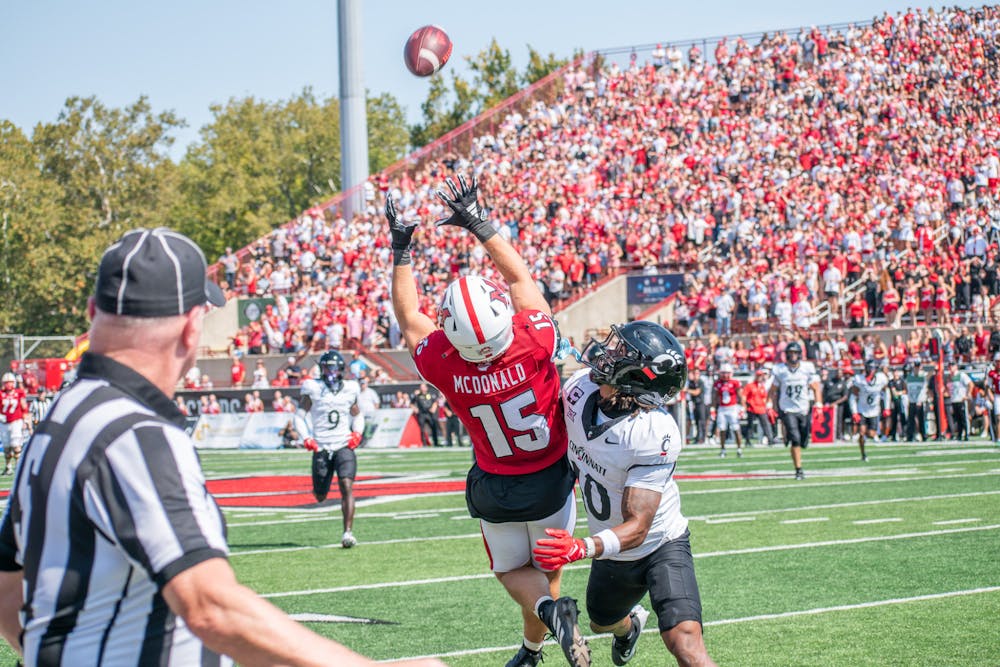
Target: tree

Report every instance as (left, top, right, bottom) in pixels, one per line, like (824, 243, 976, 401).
(1, 97, 183, 334)
(32, 95, 184, 234)
(467, 38, 521, 111)
(176, 88, 409, 259)
(523, 45, 569, 86)
(366, 92, 410, 173)
(410, 40, 572, 147)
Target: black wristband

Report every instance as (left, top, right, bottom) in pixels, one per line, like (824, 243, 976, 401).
(392, 246, 412, 266)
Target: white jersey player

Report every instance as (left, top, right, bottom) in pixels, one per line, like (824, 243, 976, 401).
(849, 360, 889, 461)
(768, 342, 822, 480)
(298, 350, 364, 548)
(533, 322, 716, 667)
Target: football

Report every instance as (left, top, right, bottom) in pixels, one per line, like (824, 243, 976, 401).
(403, 25, 452, 77)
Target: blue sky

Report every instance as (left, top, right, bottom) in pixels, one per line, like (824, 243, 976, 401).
(0, 0, 978, 160)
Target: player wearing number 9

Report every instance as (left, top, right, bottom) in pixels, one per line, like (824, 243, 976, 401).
(534, 321, 717, 667)
(386, 175, 589, 667)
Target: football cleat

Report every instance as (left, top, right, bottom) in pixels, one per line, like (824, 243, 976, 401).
(505, 644, 543, 667)
(794, 469, 805, 480)
(540, 597, 591, 667)
(341, 530, 357, 549)
(611, 604, 649, 665)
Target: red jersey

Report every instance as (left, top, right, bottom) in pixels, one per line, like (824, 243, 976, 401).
(713, 378, 741, 407)
(988, 369, 1000, 395)
(0, 388, 27, 423)
(414, 309, 566, 475)
(744, 381, 768, 414)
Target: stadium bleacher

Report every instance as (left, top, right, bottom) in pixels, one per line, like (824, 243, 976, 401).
(206, 6, 998, 387)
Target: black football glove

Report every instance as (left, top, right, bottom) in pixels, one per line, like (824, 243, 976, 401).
(385, 195, 418, 266)
(435, 174, 496, 242)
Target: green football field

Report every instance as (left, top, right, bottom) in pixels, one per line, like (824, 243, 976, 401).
(2, 442, 999, 666)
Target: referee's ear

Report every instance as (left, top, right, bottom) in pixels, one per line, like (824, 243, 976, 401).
(181, 305, 206, 355)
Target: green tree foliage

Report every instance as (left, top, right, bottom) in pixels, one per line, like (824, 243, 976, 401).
(1, 97, 182, 335)
(176, 88, 408, 259)
(523, 45, 569, 86)
(1, 88, 409, 334)
(410, 41, 571, 147)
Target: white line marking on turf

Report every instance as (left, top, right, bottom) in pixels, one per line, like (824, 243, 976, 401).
(781, 517, 830, 524)
(233, 532, 482, 557)
(393, 513, 439, 520)
(683, 471, 1000, 495)
(382, 587, 1000, 662)
(254, 525, 1000, 594)
(687, 489, 1000, 521)
(853, 518, 903, 525)
(225, 484, 1000, 529)
(705, 516, 756, 524)
(932, 518, 980, 525)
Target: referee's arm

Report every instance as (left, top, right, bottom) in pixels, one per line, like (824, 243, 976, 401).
(0, 511, 23, 656)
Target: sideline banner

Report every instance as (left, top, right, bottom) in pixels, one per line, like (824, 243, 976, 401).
(239, 413, 296, 450)
(364, 408, 413, 449)
(190, 410, 413, 450)
(191, 413, 249, 449)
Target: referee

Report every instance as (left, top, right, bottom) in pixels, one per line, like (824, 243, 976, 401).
(0, 228, 443, 667)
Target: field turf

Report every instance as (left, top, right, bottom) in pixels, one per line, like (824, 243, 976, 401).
(2, 441, 999, 665)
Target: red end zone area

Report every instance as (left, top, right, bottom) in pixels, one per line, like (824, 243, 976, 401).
(3, 472, 771, 507)
(206, 475, 466, 507)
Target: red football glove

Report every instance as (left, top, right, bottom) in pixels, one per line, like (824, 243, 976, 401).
(882, 409, 891, 418)
(347, 431, 362, 450)
(852, 414, 862, 424)
(533, 528, 589, 571)
(766, 408, 778, 423)
(303, 437, 319, 452)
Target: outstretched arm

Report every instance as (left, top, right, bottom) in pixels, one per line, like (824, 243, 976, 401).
(437, 175, 549, 316)
(386, 195, 436, 353)
(482, 235, 550, 316)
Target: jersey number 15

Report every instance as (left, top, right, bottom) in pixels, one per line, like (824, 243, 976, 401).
(468, 388, 550, 458)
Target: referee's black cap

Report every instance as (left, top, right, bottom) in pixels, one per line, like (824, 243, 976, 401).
(95, 227, 226, 317)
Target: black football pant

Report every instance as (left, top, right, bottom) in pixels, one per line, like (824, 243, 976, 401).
(906, 404, 927, 442)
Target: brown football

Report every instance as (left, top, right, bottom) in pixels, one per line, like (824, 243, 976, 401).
(403, 25, 452, 77)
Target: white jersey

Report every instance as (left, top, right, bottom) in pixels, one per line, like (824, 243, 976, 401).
(771, 362, 819, 414)
(852, 372, 889, 418)
(300, 378, 362, 450)
(562, 370, 687, 561)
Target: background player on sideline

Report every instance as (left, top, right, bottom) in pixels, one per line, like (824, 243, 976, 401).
(712, 363, 743, 458)
(386, 175, 589, 667)
(0, 372, 28, 475)
(849, 360, 890, 461)
(533, 321, 716, 667)
(769, 342, 822, 480)
(299, 350, 364, 548)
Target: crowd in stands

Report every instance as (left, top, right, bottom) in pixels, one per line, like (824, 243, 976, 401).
(213, 7, 1000, 356)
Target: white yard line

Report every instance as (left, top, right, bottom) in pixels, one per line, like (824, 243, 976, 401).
(853, 518, 903, 525)
(251, 524, 1000, 591)
(932, 518, 980, 525)
(705, 516, 756, 524)
(226, 484, 1000, 529)
(381, 586, 1000, 662)
(781, 517, 830, 524)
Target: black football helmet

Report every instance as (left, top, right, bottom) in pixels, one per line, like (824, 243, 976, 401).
(582, 321, 688, 408)
(318, 350, 346, 391)
(785, 341, 802, 365)
(864, 359, 878, 376)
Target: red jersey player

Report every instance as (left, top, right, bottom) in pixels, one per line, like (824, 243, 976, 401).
(386, 175, 589, 667)
(0, 372, 28, 475)
(987, 355, 1000, 445)
(712, 363, 744, 457)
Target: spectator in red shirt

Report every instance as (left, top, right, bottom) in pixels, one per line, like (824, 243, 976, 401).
(230, 355, 247, 388)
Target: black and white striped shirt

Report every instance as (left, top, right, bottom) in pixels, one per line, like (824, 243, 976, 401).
(0, 353, 230, 666)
